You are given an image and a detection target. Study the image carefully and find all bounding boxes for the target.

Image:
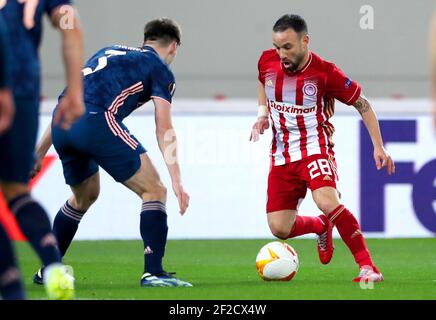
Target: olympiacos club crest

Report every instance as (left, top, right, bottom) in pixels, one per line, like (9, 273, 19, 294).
(303, 83, 317, 97)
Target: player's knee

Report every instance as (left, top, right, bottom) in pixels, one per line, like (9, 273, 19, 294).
(315, 199, 339, 216)
(0, 267, 21, 286)
(268, 221, 292, 240)
(271, 229, 289, 240)
(73, 190, 99, 212)
(87, 188, 100, 205)
(142, 184, 167, 203)
(0, 183, 30, 202)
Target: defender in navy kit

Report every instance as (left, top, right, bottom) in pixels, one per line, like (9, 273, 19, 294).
(0, 0, 84, 299)
(33, 18, 192, 287)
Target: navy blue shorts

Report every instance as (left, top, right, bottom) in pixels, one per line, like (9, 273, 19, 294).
(52, 107, 146, 186)
(0, 97, 39, 183)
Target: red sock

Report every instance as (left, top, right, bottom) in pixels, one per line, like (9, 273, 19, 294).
(287, 215, 325, 238)
(329, 205, 376, 270)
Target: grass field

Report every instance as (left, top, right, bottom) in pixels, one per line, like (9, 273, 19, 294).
(13, 238, 436, 300)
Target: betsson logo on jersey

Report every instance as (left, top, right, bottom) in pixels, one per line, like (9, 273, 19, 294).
(268, 100, 316, 115)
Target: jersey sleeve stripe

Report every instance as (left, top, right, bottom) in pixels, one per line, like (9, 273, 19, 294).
(345, 85, 360, 105)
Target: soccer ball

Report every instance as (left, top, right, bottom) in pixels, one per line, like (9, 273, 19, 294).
(255, 241, 299, 281)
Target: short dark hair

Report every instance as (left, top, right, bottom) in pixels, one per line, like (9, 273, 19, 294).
(273, 14, 308, 35)
(144, 18, 181, 46)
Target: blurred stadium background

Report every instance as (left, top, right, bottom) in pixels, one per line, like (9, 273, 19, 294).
(41, 0, 434, 98)
(2, 0, 436, 299)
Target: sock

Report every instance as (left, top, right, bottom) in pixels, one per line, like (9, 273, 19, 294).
(0, 224, 25, 300)
(9, 194, 61, 266)
(53, 201, 85, 257)
(140, 201, 168, 275)
(287, 215, 326, 238)
(329, 205, 376, 270)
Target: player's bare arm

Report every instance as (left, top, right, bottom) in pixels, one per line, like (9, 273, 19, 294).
(249, 81, 270, 142)
(153, 97, 190, 215)
(50, 5, 85, 130)
(31, 125, 52, 178)
(353, 94, 395, 175)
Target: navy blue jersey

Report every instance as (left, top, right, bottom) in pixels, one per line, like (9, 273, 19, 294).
(0, 14, 10, 88)
(69, 45, 175, 120)
(1, 0, 71, 98)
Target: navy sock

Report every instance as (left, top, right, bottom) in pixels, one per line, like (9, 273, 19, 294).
(140, 201, 168, 274)
(0, 224, 25, 300)
(9, 194, 61, 266)
(53, 201, 85, 257)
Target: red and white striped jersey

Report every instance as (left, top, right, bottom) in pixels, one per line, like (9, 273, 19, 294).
(258, 50, 361, 166)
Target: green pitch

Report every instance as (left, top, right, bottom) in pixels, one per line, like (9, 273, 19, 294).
(14, 238, 436, 300)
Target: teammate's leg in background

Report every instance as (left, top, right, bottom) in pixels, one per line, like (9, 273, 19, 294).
(0, 98, 74, 299)
(0, 97, 63, 270)
(124, 153, 192, 287)
(0, 224, 25, 300)
(2, 185, 76, 299)
(312, 186, 383, 282)
(2, 183, 61, 268)
(2, 182, 75, 299)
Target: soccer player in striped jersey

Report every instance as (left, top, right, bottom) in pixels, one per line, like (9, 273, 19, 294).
(0, 0, 84, 299)
(32, 18, 192, 287)
(250, 14, 395, 282)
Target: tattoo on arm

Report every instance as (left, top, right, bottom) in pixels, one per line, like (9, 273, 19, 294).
(353, 96, 370, 115)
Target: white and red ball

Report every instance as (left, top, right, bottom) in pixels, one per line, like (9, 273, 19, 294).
(255, 241, 299, 281)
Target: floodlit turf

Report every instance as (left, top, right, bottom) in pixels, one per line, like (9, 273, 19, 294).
(13, 238, 436, 300)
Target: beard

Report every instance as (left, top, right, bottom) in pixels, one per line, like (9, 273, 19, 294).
(283, 53, 305, 72)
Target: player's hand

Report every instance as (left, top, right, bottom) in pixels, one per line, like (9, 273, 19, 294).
(53, 92, 85, 130)
(374, 145, 395, 175)
(18, 0, 39, 29)
(0, 89, 15, 135)
(172, 181, 189, 215)
(249, 116, 269, 142)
